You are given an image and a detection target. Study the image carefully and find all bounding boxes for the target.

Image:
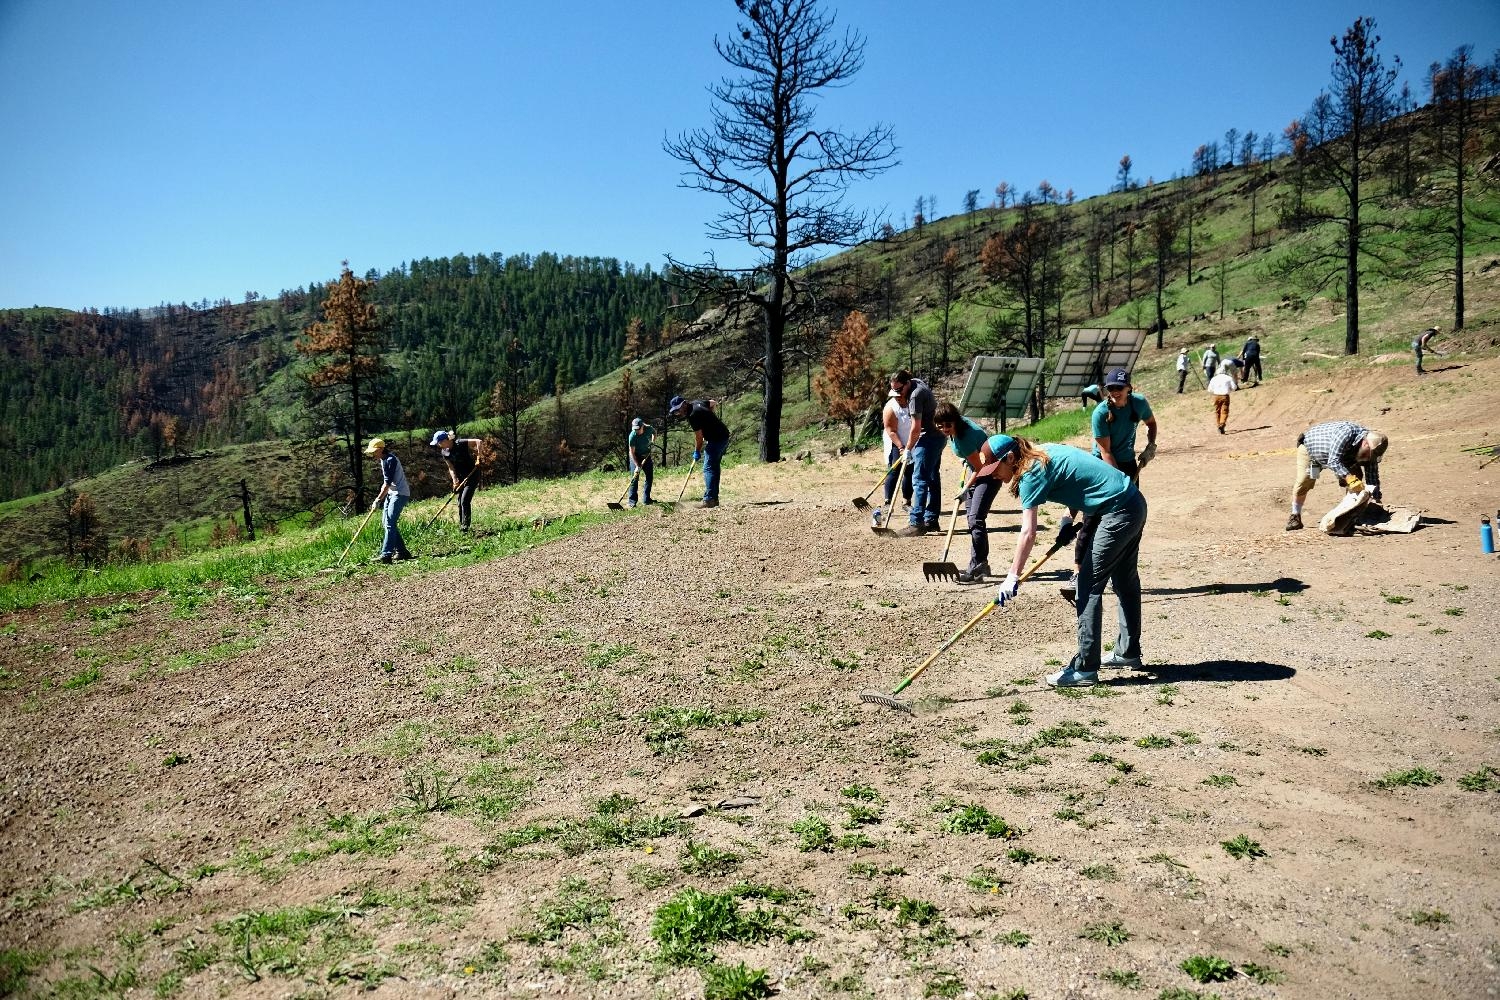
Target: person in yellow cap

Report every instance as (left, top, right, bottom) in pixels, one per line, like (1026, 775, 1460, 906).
(364, 438, 413, 563)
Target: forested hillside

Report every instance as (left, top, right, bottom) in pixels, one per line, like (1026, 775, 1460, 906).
(0, 253, 678, 502)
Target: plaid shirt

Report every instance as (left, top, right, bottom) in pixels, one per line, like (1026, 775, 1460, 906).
(1302, 420, 1380, 487)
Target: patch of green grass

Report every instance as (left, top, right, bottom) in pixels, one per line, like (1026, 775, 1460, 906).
(1135, 734, 1175, 749)
(703, 961, 774, 999)
(62, 663, 103, 689)
(841, 783, 882, 801)
(1007, 847, 1041, 865)
(1365, 629, 1391, 640)
(517, 877, 613, 943)
(1458, 766, 1500, 792)
(1101, 968, 1143, 988)
(1240, 961, 1284, 984)
(681, 840, 743, 877)
(1080, 920, 1130, 946)
(1180, 954, 1235, 982)
(895, 897, 941, 927)
(966, 866, 1007, 893)
(923, 970, 965, 998)
(1375, 767, 1442, 789)
(641, 704, 765, 755)
(995, 929, 1031, 947)
(945, 804, 1023, 839)
(1443, 607, 1464, 616)
(650, 885, 804, 966)
(1382, 592, 1413, 604)
(791, 814, 834, 852)
(1202, 774, 1237, 788)
(1220, 834, 1268, 860)
(403, 768, 461, 813)
(0, 949, 45, 996)
(1081, 864, 1118, 881)
(1408, 909, 1451, 927)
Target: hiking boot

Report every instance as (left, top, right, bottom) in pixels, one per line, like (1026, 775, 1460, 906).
(698, 498, 719, 509)
(1101, 652, 1144, 669)
(1285, 513, 1303, 531)
(956, 562, 991, 583)
(394, 552, 416, 562)
(1046, 666, 1099, 688)
(1218, 425, 1226, 434)
(1059, 572, 1078, 603)
(371, 553, 393, 565)
(896, 523, 928, 538)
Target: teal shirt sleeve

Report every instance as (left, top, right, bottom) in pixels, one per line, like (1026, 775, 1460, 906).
(1089, 404, 1109, 456)
(1133, 394, 1153, 421)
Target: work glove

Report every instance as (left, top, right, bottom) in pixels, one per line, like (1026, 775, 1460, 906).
(1138, 442, 1157, 469)
(371, 499, 381, 511)
(692, 449, 702, 463)
(900, 448, 912, 465)
(1055, 515, 1077, 548)
(995, 573, 1020, 606)
(1345, 475, 1365, 494)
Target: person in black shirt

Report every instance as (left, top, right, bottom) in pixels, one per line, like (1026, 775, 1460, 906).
(669, 395, 731, 508)
(429, 430, 482, 531)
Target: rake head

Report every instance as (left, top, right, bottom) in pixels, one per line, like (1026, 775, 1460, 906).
(922, 561, 960, 582)
(852, 496, 871, 510)
(859, 690, 914, 715)
(872, 525, 897, 537)
(606, 502, 625, 510)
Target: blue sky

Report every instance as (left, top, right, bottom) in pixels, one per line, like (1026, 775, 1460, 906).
(1, 0, 1495, 311)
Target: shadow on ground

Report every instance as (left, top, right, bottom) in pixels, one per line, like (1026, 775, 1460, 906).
(1107, 659, 1295, 685)
(1143, 576, 1308, 600)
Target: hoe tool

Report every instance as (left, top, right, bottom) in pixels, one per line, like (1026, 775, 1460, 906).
(607, 470, 641, 510)
(324, 502, 380, 572)
(922, 471, 972, 582)
(422, 470, 476, 530)
(673, 457, 699, 505)
(861, 537, 1066, 714)
(853, 453, 905, 511)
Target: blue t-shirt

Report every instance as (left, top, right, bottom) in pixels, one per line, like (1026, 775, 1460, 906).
(1090, 393, 1152, 463)
(947, 417, 989, 460)
(1017, 444, 1132, 515)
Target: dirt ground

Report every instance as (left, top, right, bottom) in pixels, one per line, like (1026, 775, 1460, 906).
(3, 356, 1498, 1000)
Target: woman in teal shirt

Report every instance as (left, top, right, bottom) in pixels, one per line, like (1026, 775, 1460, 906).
(980, 436, 1147, 688)
(934, 401, 1003, 582)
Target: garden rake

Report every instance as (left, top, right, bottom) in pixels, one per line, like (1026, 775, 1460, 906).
(323, 502, 380, 572)
(922, 471, 972, 582)
(861, 537, 1067, 714)
(606, 469, 640, 510)
(673, 457, 699, 505)
(422, 470, 476, 530)
(852, 452, 905, 510)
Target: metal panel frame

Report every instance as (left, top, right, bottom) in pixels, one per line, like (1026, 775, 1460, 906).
(1046, 328, 1147, 398)
(957, 355, 1046, 424)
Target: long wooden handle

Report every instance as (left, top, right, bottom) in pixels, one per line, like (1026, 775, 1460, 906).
(337, 504, 380, 565)
(863, 452, 905, 502)
(937, 468, 971, 562)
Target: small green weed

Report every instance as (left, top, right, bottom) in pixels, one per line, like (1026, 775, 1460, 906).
(1443, 607, 1464, 616)
(1408, 909, 1451, 927)
(1382, 592, 1413, 604)
(1081, 864, 1118, 881)
(702, 961, 774, 999)
(1135, 735, 1175, 749)
(1101, 968, 1142, 988)
(923, 970, 965, 998)
(1202, 774, 1237, 788)
(945, 804, 1022, 839)
(1365, 630, 1391, 639)
(62, 664, 103, 689)
(1296, 746, 1328, 756)
(995, 929, 1031, 947)
(1220, 834, 1268, 860)
(791, 815, 834, 852)
(841, 783, 881, 802)
(1375, 767, 1442, 788)
(966, 866, 1006, 893)
(403, 768, 461, 813)
(650, 884, 803, 965)
(1458, 766, 1499, 791)
(1080, 920, 1130, 946)
(1240, 961, 1284, 984)
(681, 840, 743, 877)
(1180, 954, 1235, 982)
(518, 877, 613, 943)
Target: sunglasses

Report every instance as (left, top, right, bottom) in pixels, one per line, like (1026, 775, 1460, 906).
(1105, 386, 1129, 394)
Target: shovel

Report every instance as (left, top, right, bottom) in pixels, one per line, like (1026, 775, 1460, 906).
(853, 453, 904, 511)
(862, 537, 1066, 714)
(922, 471, 972, 582)
(606, 470, 641, 510)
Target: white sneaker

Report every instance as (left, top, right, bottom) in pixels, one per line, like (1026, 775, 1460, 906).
(1101, 653, 1143, 669)
(1046, 666, 1099, 688)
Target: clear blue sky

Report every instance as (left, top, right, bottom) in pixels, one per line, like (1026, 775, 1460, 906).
(1, 0, 1494, 311)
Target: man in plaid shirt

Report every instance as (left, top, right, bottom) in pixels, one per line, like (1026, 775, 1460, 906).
(1286, 420, 1388, 532)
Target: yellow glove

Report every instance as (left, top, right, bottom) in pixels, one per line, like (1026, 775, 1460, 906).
(1345, 475, 1365, 494)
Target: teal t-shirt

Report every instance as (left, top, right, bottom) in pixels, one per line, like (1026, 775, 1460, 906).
(1017, 444, 1132, 515)
(1090, 393, 1152, 462)
(628, 427, 654, 461)
(947, 417, 989, 460)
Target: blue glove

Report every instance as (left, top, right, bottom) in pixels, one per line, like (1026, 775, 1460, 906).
(693, 450, 702, 463)
(995, 573, 1020, 605)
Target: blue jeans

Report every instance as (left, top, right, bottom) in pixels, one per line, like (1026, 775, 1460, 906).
(909, 429, 944, 527)
(380, 494, 411, 558)
(628, 460, 654, 504)
(1071, 488, 1146, 673)
(702, 437, 729, 501)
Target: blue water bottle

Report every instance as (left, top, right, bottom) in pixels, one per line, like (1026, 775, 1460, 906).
(1483, 516, 1495, 554)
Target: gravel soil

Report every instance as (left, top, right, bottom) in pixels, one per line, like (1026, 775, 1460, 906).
(3, 357, 1498, 999)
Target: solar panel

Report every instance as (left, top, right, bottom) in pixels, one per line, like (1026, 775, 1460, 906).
(957, 355, 1046, 425)
(1047, 328, 1147, 398)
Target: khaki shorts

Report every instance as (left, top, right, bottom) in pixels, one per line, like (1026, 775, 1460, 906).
(1293, 443, 1323, 497)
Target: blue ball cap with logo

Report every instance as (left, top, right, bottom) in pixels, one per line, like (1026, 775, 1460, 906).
(669, 395, 686, 413)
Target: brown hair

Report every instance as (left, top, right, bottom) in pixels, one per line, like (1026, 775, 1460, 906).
(933, 401, 961, 428)
(1005, 437, 1051, 498)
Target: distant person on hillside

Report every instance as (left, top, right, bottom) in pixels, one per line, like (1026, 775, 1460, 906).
(626, 417, 655, 507)
(429, 430, 482, 532)
(1285, 420, 1388, 533)
(365, 438, 413, 563)
(976, 436, 1147, 689)
(892, 370, 944, 536)
(1176, 348, 1190, 393)
(1201, 344, 1219, 383)
(670, 395, 730, 508)
(1208, 360, 1240, 434)
(1240, 335, 1262, 385)
(933, 401, 1005, 582)
(879, 384, 914, 517)
(1413, 327, 1441, 375)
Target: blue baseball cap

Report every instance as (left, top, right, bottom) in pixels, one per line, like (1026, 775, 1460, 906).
(987, 434, 1017, 460)
(429, 430, 452, 446)
(668, 395, 686, 413)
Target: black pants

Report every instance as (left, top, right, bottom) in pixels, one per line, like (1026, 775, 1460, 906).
(456, 475, 478, 529)
(966, 476, 1001, 570)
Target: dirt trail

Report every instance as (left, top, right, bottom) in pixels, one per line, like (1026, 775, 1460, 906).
(2, 357, 1498, 999)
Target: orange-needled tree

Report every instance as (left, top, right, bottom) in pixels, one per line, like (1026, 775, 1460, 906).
(814, 309, 881, 444)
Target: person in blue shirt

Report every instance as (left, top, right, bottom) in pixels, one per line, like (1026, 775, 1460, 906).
(364, 438, 413, 564)
(980, 436, 1147, 688)
(934, 401, 1002, 582)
